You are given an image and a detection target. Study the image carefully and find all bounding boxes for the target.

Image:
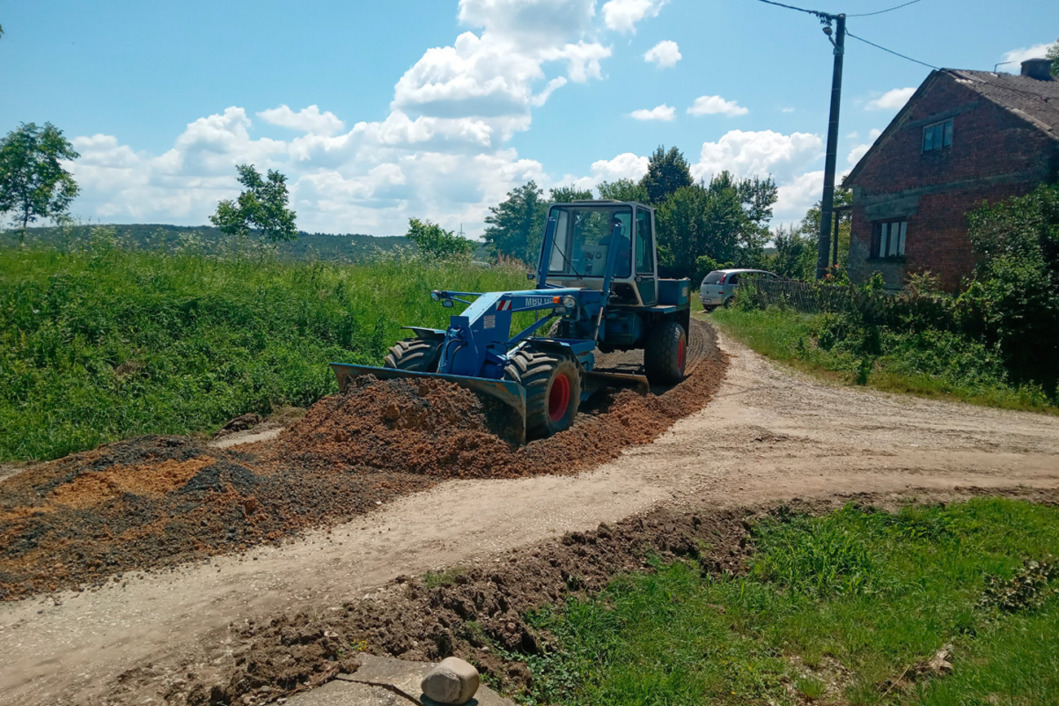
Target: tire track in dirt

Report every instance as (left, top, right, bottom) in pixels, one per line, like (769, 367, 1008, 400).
(0, 322, 725, 602)
(1, 324, 1057, 705)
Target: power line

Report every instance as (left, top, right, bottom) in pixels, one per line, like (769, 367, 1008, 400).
(847, 0, 924, 17)
(754, 0, 830, 20)
(846, 30, 938, 69)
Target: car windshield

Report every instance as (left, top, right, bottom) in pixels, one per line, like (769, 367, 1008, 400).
(544, 204, 632, 279)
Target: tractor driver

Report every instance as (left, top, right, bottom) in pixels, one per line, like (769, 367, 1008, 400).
(601, 215, 632, 278)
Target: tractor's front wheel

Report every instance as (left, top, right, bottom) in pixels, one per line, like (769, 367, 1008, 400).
(383, 337, 443, 372)
(504, 349, 581, 440)
(644, 320, 686, 385)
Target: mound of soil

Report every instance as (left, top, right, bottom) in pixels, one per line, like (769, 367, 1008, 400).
(0, 322, 727, 601)
(276, 376, 516, 478)
(279, 324, 728, 480)
(160, 505, 758, 705)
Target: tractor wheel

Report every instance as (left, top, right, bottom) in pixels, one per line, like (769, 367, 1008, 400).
(383, 337, 442, 372)
(644, 320, 686, 385)
(504, 349, 581, 440)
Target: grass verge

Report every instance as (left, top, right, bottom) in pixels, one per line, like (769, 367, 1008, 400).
(707, 308, 1057, 414)
(509, 498, 1059, 705)
(0, 244, 526, 461)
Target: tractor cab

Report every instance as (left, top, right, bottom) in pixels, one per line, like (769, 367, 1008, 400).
(541, 201, 657, 307)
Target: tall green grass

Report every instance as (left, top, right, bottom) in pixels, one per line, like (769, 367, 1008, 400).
(517, 499, 1059, 705)
(0, 244, 526, 461)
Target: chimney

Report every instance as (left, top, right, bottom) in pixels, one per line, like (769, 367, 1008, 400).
(1020, 57, 1054, 80)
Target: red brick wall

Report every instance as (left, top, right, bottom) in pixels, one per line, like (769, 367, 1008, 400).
(848, 72, 1056, 291)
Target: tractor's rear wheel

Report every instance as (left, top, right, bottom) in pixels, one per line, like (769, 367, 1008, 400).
(644, 320, 686, 385)
(384, 337, 442, 372)
(504, 349, 581, 440)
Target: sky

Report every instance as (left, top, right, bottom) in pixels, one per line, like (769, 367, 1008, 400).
(1, 0, 1056, 238)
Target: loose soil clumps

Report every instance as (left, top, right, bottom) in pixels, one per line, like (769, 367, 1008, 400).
(0, 322, 726, 601)
(163, 505, 757, 705)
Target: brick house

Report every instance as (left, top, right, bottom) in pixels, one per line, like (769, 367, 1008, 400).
(845, 57, 1059, 291)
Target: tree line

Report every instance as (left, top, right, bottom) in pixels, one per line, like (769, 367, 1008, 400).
(0, 123, 825, 282)
(477, 145, 781, 282)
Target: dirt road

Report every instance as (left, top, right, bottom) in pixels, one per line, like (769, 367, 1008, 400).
(1, 328, 1056, 704)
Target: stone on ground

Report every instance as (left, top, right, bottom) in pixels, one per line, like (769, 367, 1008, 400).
(284, 654, 511, 706)
(420, 656, 480, 704)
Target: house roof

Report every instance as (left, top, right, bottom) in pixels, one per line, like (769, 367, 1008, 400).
(948, 69, 1059, 137)
(846, 68, 1059, 184)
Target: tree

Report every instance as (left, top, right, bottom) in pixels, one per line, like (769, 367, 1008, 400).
(1047, 38, 1059, 78)
(798, 187, 852, 273)
(0, 122, 80, 242)
(548, 185, 593, 203)
(210, 164, 297, 242)
(483, 181, 547, 262)
(770, 224, 817, 280)
(405, 217, 473, 259)
(656, 171, 777, 280)
(597, 178, 649, 203)
(640, 145, 692, 205)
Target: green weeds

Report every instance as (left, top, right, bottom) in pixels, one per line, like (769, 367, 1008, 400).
(0, 244, 525, 461)
(710, 307, 1057, 414)
(512, 499, 1059, 705)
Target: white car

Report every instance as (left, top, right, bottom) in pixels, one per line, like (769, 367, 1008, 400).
(699, 268, 778, 311)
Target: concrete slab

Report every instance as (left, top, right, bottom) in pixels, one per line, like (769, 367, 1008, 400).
(286, 654, 516, 706)
(282, 679, 402, 705)
(334, 653, 431, 700)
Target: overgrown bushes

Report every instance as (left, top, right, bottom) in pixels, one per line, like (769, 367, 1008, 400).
(732, 183, 1059, 405)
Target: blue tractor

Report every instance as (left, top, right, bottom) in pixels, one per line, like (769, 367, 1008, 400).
(331, 200, 691, 444)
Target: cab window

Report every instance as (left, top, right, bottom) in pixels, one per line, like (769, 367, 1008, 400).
(635, 209, 654, 274)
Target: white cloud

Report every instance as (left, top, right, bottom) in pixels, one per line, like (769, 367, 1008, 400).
(458, 0, 596, 46)
(865, 87, 915, 111)
(391, 2, 611, 145)
(687, 95, 749, 117)
(589, 152, 650, 182)
(846, 128, 882, 167)
(61, 0, 690, 236)
(846, 143, 871, 167)
(644, 40, 681, 68)
(66, 104, 555, 236)
(780, 107, 795, 113)
(601, 0, 666, 33)
(258, 105, 345, 136)
(774, 170, 823, 224)
(630, 104, 675, 121)
(540, 41, 612, 83)
(691, 129, 822, 183)
(1000, 42, 1053, 69)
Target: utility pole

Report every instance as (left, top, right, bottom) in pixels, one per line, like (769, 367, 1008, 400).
(816, 13, 845, 280)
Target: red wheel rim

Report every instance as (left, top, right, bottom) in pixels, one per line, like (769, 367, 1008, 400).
(548, 373, 571, 422)
(677, 336, 686, 371)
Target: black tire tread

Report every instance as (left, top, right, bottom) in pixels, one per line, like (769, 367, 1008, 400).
(504, 348, 580, 439)
(644, 320, 686, 385)
(383, 338, 442, 372)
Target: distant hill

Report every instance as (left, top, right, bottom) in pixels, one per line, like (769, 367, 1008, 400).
(3, 223, 411, 262)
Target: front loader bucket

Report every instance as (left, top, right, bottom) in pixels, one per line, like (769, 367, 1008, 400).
(329, 363, 527, 446)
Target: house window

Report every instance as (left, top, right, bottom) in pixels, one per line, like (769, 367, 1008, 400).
(871, 220, 907, 259)
(922, 119, 953, 152)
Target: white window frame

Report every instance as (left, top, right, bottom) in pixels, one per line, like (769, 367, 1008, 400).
(872, 220, 907, 259)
